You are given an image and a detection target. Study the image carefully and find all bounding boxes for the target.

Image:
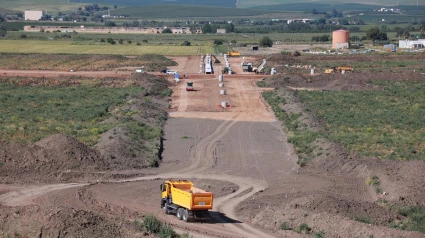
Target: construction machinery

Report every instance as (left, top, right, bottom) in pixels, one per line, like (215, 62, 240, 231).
(226, 51, 240, 57)
(324, 66, 354, 74)
(211, 54, 220, 63)
(161, 180, 213, 222)
(186, 82, 194, 91)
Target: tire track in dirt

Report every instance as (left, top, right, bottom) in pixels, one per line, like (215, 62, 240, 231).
(0, 183, 88, 206)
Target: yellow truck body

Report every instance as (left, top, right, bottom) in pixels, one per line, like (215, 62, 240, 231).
(161, 180, 213, 222)
(226, 51, 240, 57)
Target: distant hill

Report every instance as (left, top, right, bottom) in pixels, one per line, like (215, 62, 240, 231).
(70, 0, 237, 8)
(239, 0, 420, 8)
(111, 5, 274, 18)
(253, 3, 382, 12)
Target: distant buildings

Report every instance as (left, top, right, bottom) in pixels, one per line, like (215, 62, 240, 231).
(24, 25, 196, 34)
(399, 39, 425, 49)
(216, 29, 226, 34)
(25, 10, 43, 20)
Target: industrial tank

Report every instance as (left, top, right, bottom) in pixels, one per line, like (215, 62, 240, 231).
(332, 30, 350, 49)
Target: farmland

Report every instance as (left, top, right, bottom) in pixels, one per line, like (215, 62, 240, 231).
(111, 5, 274, 18)
(0, 54, 177, 71)
(298, 81, 425, 161)
(0, 40, 215, 56)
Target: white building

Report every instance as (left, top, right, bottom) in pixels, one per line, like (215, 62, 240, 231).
(399, 39, 425, 49)
(25, 10, 43, 20)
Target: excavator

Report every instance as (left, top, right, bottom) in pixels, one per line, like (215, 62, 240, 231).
(211, 54, 220, 63)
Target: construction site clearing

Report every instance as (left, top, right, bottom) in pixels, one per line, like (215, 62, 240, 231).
(0, 51, 425, 238)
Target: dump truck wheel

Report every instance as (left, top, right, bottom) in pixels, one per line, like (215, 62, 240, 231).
(182, 209, 189, 222)
(176, 208, 183, 220)
(163, 203, 169, 214)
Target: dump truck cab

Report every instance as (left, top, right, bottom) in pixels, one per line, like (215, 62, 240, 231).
(186, 82, 194, 91)
(160, 180, 213, 222)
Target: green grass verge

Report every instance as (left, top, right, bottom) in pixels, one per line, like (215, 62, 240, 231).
(262, 90, 320, 165)
(298, 81, 425, 161)
(0, 82, 139, 145)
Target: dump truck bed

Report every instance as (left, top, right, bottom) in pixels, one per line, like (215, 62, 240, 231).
(169, 181, 213, 211)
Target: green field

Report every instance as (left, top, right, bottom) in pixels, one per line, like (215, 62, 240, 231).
(298, 81, 425, 161)
(0, 82, 140, 144)
(111, 5, 275, 18)
(0, 40, 214, 55)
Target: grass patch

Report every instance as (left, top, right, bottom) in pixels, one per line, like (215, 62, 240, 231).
(294, 223, 311, 234)
(280, 222, 290, 230)
(365, 175, 382, 194)
(390, 206, 425, 233)
(354, 215, 372, 224)
(0, 53, 176, 71)
(298, 81, 425, 161)
(314, 230, 325, 238)
(136, 214, 184, 238)
(0, 82, 139, 145)
(0, 40, 215, 56)
(262, 90, 320, 165)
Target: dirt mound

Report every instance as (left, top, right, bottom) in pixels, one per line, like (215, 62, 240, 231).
(0, 204, 141, 238)
(0, 134, 104, 184)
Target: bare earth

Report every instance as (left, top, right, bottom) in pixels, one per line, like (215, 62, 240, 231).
(0, 54, 424, 237)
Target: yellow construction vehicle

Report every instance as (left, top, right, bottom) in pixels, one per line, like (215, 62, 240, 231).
(324, 66, 354, 74)
(226, 51, 240, 57)
(161, 180, 213, 222)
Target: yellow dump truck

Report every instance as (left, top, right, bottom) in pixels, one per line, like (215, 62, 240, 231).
(324, 66, 354, 74)
(160, 180, 213, 222)
(226, 51, 240, 57)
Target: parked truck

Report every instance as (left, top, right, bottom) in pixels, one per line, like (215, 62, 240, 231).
(161, 180, 213, 222)
(226, 51, 240, 57)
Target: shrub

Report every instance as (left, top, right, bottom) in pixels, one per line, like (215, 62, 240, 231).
(280, 222, 290, 230)
(213, 39, 224, 45)
(181, 41, 191, 46)
(142, 215, 162, 234)
(314, 230, 325, 238)
(259, 36, 273, 47)
(354, 215, 372, 224)
(158, 222, 178, 238)
(294, 223, 311, 234)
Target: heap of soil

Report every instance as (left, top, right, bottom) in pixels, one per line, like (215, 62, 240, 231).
(0, 134, 104, 184)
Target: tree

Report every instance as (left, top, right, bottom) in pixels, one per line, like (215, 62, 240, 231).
(107, 38, 115, 44)
(225, 23, 234, 32)
(366, 27, 388, 44)
(114, 5, 117, 9)
(105, 21, 116, 26)
(181, 41, 191, 46)
(202, 23, 212, 34)
(213, 39, 224, 45)
(0, 25, 7, 38)
(259, 36, 273, 47)
(162, 28, 172, 33)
